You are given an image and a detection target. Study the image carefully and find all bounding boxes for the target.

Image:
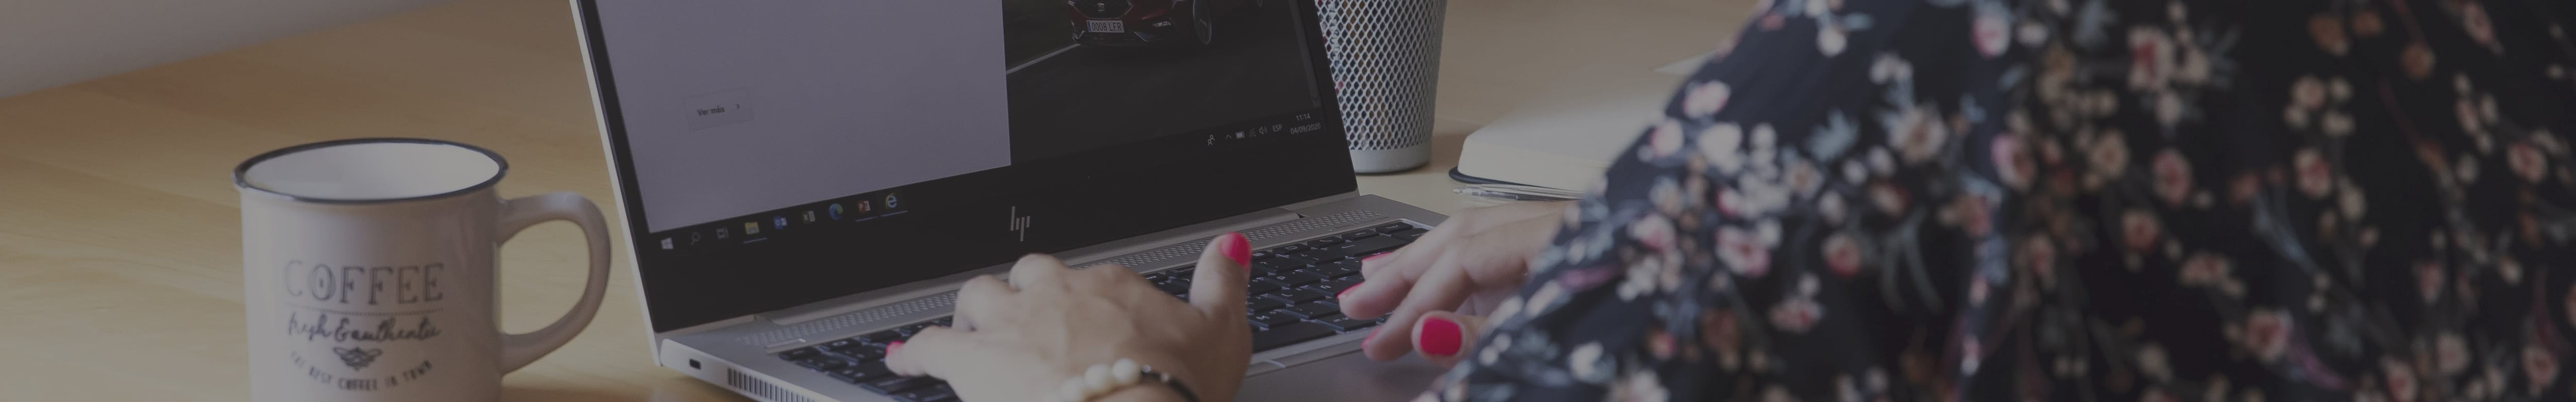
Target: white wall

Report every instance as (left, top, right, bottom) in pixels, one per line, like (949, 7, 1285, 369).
(0, 0, 448, 97)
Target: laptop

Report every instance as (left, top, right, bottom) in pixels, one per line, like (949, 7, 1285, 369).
(568, 0, 1452, 400)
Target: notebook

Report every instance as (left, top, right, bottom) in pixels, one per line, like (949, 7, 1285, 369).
(1451, 54, 1705, 191)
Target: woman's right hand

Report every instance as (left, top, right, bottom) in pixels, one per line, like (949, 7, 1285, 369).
(1336, 201, 1569, 365)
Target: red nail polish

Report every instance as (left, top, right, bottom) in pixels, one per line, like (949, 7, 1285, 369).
(886, 341, 905, 355)
(1419, 318, 1462, 357)
(1223, 233, 1251, 266)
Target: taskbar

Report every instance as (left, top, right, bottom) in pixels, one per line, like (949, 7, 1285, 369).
(644, 187, 909, 252)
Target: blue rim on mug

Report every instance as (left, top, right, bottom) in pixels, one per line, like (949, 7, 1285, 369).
(232, 137, 512, 204)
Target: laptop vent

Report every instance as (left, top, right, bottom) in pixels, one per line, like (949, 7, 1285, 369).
(738, 291, 958, 346)
(726, 368, 816, 402)
(1078, 210, 1385, 269)
(1245, 210, 1386, 240)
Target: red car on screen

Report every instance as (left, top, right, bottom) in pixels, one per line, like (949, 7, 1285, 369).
(1069, 0, 1260, 48)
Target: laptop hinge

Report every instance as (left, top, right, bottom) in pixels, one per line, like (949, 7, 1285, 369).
(1048, 206, 1304, 269)
(1279, 191, 1364, 211)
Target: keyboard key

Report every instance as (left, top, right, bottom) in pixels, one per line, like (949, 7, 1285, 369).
(1343, 230, 1379, 240)
(1264, 254, 1324, 269)
(780, 347, 820, 360)
(1252, 322, 1338, 351)
(1392, 229, 1429, 240)
(860, 376, 940, 394)
(1314, 260, 1362, 278)
(1251, 251, 1277, 260)
(1307, 237, 1345, 248)
(1248, 297, 1287, 313)
(1249, 311, 1300, 328)
(1266, 288, 1331, 304)
(1281, 302, 1342, 319)
(1375, 222, 1415, 233)
(895, 387, 959, 402)
(1319, 315, 1381, 331)
(1265, 272, 1327, 287)
(858, 331, 900, 344)
(1276, 244, 1307, 254)
(795, 357, 853, 371)
(1305, 236, 1412, 261)
(1248, 279, 1282, 295)
(1311, 277, 1362, 295)
(1249, 260, 1294, 275)
(830, 362, 896, 383)
(932, 317, 951, 326)
(837, 347, 884, 361)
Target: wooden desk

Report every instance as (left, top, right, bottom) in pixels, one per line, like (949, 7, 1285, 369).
(0, 0, 1733, 399)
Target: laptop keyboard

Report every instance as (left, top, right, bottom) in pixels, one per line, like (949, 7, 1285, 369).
(771, 222, 1429, 401)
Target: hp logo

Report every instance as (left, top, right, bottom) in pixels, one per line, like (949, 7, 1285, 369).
(1009, 206, 1033, 241)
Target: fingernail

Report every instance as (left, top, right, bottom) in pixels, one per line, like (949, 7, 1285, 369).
(1223, 233, 1251, 266)
(1419, 317, 1462, 357)
(886, 341, 905, 355)
(1363, 327, 1380, 347)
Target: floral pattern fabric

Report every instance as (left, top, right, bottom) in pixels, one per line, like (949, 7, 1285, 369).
(1427, 0, 2576, 400)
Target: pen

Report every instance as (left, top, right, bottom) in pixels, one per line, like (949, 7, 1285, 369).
(1452, 184, 1581, 202)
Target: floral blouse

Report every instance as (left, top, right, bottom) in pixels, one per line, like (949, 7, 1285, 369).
(1428, 0, 2576, 400)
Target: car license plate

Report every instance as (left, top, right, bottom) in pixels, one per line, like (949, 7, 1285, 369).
(1087, 20, 1125, 33)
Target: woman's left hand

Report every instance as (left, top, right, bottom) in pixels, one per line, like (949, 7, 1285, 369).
(885, 233, 1255, 402)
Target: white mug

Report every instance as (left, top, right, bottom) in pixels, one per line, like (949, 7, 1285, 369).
(236, 138, 612, 401)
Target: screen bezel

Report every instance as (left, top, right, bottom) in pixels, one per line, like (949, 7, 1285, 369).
(572, 0, 1357, 333)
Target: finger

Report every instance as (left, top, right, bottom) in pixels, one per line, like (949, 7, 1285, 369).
(1071, 261, 1138, 289)
(1362, 256, 1476, 361)
(1358, 217, 1465, 279)
(1335, 271, 1413, 319)
(1005, 253, 1071, 291)
(951, 274, 1014, 330)
(1189, 232, 1252, 316)
(1410, 311, 1488, 368)
(884, 325, 980, 378)
(1361, 202, 1563, 278)
(1343, 216, 1553, 320)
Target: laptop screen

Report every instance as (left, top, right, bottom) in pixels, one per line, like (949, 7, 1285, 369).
(577, 0, 1355, 332)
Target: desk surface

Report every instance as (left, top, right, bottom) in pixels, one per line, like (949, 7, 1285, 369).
(0, 0, 1734, 399)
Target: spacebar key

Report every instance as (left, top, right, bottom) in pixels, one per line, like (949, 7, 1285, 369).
(1250, 322, 1337, 351)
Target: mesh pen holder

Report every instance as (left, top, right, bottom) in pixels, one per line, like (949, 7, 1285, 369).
(1319, 0, 1444, 173)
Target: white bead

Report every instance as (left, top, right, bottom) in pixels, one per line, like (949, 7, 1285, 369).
(1084, 364, 1115, 392)
(1058, 379, 1090, 402)
(1080, 380, 1108, 399)
(1111, 359, 1141, 385)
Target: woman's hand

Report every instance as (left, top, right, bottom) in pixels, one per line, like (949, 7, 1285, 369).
(886, 233, 1256, 402)
(1337, 201, 1569, 365)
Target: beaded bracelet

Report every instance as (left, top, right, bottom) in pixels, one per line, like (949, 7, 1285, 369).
(1046, 358, 1201, 402)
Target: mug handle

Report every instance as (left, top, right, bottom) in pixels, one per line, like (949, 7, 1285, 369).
(492, 191, 614, 373)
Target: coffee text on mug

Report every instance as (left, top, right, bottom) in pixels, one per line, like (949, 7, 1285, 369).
(280, 260, 444, 305)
